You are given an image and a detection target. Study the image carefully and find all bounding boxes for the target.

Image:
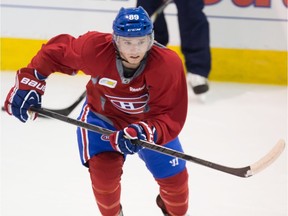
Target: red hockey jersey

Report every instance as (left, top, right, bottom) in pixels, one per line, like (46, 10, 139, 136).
(28, 31, 188, 144)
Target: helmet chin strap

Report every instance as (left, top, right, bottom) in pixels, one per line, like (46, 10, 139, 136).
(116, 51, 129, 63)
(112, 40, 129, 63)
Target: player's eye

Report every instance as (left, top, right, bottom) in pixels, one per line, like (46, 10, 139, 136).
(138, 41, 145, 45)
(124, 41, 131, 45)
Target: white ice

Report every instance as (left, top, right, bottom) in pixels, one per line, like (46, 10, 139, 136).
(1, 72, 287, 216)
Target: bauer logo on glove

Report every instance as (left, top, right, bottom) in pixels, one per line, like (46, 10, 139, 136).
(4, 68, 46, 123)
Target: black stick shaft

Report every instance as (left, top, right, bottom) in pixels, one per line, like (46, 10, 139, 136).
(30, 107, 251, 178)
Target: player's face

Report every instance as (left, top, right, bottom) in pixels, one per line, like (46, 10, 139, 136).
(116, 36, 151, 66)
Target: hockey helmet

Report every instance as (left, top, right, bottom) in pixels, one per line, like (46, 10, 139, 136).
(113, 7, 153, 37)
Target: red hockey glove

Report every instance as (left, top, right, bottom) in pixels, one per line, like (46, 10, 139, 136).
(109, 121, 155, 155)
(4, 68, 46, 122)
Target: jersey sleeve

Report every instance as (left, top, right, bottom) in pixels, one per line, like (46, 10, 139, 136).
(145, 50, 188, 145)
(27, 32, 95, 77)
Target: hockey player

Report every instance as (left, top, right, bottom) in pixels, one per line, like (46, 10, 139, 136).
(137, 0, 211, 97)
(4, 7, 189, 216)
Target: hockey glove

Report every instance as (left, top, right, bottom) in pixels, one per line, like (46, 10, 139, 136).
(4, 68, 46, 123)
(109, 121, 155, 155)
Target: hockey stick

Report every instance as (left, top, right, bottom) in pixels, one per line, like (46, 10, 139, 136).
(2, 91, 86, 117)
(150, 0, 174, 23)
(40, 91, 86, 116)
(30, 107, 285, 178)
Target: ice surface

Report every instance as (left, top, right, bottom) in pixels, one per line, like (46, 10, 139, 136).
(1, 72, 287, 216)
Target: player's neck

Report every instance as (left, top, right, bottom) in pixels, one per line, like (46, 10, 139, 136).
(122, 60, 140, 69)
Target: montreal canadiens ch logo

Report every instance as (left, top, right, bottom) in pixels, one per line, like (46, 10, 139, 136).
(101, 135, 110, 141)
(105, 94, 149, 114)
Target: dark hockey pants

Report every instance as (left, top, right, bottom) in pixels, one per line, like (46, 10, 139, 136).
(137, 0, 211, 78)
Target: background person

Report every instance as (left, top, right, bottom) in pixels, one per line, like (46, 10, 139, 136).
(137, 0, 211, 97)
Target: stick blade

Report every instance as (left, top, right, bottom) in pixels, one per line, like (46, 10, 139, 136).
(246, 139, 286, 177)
